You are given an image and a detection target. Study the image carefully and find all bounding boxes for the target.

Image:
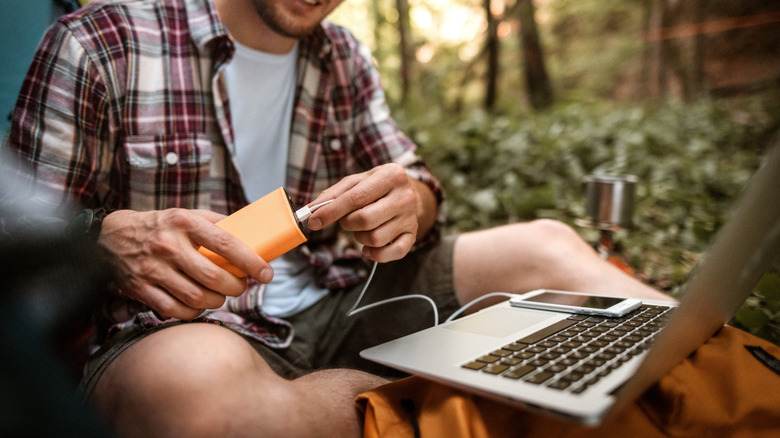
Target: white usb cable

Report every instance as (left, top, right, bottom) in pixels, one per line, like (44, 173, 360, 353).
(298, 198, 511, 326)
(346, 261, 512, 326)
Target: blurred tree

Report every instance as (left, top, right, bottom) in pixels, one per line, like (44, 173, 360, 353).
(484, 0, 500, 110)
(395, 0, 413, 106)
(691, 0, 706, 99)
(644, 0, 668, 98)
(370, 0, 384, 57)
(516, 0, 553, 109)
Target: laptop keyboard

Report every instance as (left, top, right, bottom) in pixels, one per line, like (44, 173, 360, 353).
(461, 304, 674, 394)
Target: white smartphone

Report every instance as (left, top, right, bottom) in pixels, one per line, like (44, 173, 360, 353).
(509, 289, 642, 317)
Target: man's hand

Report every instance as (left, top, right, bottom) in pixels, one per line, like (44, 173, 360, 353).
(98, 209, 273, 320)
(307, 163, 437, 263)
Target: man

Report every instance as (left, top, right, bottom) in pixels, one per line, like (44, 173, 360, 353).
(3, 0, 669, 436)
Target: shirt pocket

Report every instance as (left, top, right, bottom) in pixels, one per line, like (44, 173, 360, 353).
(319, 119, 355, 180)
(124, 133, 215, 210)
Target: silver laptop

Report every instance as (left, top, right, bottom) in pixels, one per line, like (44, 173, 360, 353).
(361, 142, 780, 425)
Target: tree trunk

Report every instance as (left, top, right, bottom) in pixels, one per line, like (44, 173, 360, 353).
(640, 0, 653, 98)
(370, 0, 383, 54)
(647, 0, 667, 97)
(690, 0, 706, 98)
(484, 0, 500, 110)
(395, 0, 413, 107)
(516, 0, 553, 110)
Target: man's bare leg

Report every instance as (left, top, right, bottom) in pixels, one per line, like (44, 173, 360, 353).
(453, 220, 672, 307)
(92, 323, 387, 438)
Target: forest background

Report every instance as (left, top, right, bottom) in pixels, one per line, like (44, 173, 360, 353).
(1, 1, 778, 344)
(329, 0, 780, 344)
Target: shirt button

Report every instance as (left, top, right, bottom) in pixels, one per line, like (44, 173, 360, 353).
(329, 139, 341, 150)
(165, 152, 179, 165)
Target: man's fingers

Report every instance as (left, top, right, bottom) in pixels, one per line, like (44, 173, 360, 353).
(339, 183, 417, 233)
(132, 282, 209, 321)
(100, 208, 261, 319)
(309, 166, 400, 230)
(188, 210, 270, 283)
(191, 209, 229, 224)
(154, 267, 234, 308)
(363, 232, 416, 263)
(352, 209, 417, 247)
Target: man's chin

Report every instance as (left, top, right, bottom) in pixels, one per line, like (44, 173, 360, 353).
(270, 22, 320, 39)
(251, 0, 333, 39)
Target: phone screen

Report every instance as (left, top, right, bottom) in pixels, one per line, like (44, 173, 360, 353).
(523, 292, 625, 310)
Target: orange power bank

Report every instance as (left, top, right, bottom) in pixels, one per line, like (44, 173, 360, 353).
(198, 187, 307, 277)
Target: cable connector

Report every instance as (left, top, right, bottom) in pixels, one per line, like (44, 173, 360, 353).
(295, 199, 334, 223)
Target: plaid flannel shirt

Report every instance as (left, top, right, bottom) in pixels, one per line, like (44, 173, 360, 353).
(5, 0, 442, 347)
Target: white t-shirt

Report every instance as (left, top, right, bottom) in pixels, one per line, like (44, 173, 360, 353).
(224, 40, 328, 317)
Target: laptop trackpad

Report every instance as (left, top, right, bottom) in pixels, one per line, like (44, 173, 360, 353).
(445, 307, 555, 337)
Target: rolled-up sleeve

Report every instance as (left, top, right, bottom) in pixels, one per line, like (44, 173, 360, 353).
(351, 41, 445, 244)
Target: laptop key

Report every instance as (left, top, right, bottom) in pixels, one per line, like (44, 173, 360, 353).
(547, 379, 572, 390)
(634, 329, 652, 338)
(516, 319, 578, 344)
(503, 342, 528, 351)
(528, 358, 549, 367)
(503, 365, 536, 379)
(483, 364, 510, 375)
(525, 371, 555, 385)
(477, 354, 500, 363)
(561, 371, 584, 382)
(575, 364, 595, 375)
(462, 361, 486, 371)
(501, 357, 522, 366)
(585, 358, 606, 367)
(571, 385, 588, 394)
(545, 363, 569, 373)
(597, 368, 612, 378)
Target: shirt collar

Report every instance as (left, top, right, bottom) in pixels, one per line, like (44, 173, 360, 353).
(183, 0, 230, 50)
(309, 22, 334, 61)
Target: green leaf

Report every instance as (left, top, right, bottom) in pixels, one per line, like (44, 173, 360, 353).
(755, 273, 780, 312)
(734, 307, 770, 332)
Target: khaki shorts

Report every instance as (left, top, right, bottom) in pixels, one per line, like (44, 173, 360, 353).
(79, 236, 459, 396)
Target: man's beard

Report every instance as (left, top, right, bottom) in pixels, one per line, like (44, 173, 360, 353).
(250, 0, 321, 39)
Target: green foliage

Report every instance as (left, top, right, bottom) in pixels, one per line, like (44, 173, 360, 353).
(732, 272, 780, 345)
(400, 99, 780, 344)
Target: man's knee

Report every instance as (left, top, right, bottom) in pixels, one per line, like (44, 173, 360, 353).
(502, 219, 592, 258)
(92, 323, 282, 437)
(527, 218, 588, 247)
